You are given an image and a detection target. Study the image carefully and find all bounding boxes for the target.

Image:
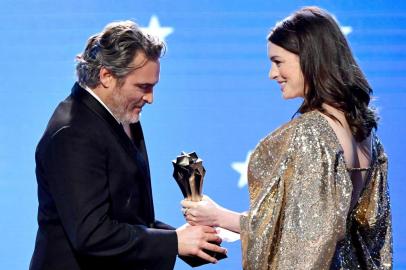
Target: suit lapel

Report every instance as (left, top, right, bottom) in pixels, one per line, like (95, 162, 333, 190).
(130, 123, 155, 220)
(71, 83, 136, 158)
(71, 83, 155, 223)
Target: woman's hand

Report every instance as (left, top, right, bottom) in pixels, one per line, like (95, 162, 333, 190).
(181, 195, 244, 233)
(181, 195, 223, 227)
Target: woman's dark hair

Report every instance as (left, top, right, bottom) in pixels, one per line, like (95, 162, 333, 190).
(268, 6, 378, 141)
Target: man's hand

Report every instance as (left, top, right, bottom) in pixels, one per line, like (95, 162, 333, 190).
(176, 224, 227, 264)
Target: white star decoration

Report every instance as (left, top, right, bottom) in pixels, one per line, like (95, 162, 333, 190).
(341, 26, 353, 36)
(333, 15, 353, 36)
(231, 151, 253, 188)
(141, 15, 174, 42)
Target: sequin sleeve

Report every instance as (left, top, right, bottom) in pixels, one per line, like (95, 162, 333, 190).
(241, 116, 353, 270)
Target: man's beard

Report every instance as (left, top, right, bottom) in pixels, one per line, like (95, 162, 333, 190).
(105, 87, 140, 124)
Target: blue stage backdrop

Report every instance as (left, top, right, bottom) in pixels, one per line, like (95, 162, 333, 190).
(0, 1, 405, 269)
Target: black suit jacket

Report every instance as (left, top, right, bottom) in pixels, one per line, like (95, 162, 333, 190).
(30, 83, 178, 270)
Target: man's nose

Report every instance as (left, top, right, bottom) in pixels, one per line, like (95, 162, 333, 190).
(143, 91, 153, 104)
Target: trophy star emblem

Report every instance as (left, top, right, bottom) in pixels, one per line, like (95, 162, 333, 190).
(172, 151, 205, 202)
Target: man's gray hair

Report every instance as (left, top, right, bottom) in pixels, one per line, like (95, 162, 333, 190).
(76, 20, 165, 88)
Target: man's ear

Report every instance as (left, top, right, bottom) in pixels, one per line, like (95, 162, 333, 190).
(99, 67, 114, 88)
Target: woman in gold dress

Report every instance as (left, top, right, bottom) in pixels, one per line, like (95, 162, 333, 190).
(182, 6, 392, 269)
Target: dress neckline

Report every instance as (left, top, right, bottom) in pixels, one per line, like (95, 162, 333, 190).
(306, 110, 376, 171)
(304, 110, 378, 212)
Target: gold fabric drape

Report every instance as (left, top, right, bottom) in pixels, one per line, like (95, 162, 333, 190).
(241, 111, 392, 270)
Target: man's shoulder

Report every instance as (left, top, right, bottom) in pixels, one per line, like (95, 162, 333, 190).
(38, 94, 108, 148)
(50, 94, 105, 132)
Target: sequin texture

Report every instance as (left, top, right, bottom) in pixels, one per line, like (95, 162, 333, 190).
(240, 111, 392, 270)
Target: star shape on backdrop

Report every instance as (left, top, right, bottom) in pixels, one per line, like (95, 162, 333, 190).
(140, 15, 174, 42)
(333, 15, 353, 36)
(231, 151, 253, 188)
(341, 26, 353, 35)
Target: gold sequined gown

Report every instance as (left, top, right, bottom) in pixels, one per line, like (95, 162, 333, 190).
(240, 111, 392, 270)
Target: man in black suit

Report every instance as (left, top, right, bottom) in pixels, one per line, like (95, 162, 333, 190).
(30, 20, 226, 270)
